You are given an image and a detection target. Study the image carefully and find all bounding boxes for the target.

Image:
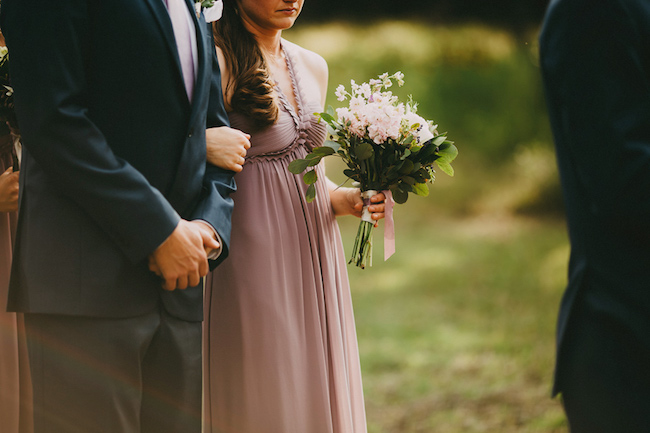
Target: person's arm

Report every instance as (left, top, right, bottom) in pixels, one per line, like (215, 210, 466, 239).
(0, 0, 180, 263)
(540, 0, 650, 229)
(189, 24, 239, 268)
(0, 166, 18, 213)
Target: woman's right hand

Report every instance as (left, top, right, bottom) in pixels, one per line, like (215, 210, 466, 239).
(0, 166, 19, 213)
(206, 126, 251, 173)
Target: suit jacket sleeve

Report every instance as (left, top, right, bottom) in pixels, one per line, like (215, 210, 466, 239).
(191, 22, 237, 269)
(0, 0, 180, 263)
(540, 0, 650, 233)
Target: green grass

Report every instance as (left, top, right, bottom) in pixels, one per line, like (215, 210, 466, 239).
(340, 212, 568, 432)
(285, 20, 569, 432)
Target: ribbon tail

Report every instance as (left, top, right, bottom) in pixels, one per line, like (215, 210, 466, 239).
(383, 190, 395, 261)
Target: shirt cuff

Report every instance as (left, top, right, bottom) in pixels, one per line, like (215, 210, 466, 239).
(193, 219, 223, 260)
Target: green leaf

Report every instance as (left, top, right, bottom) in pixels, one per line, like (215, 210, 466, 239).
(319, 112, 337, 125)
(354, 142, 374, 160)
(400, 148, 412, 160)
(436, 140, 457, 154)
(288, 158, 310, 174)
(324, 140, 340, 151)
(402, 176, 416, 185)
(392, 187, 409, 204)
(399, 182, 413, 193)
(432, 135, 447, 146)
(326, 105, 336, 118)
(436, 159, 455, 176)
(303, 170, 318, 185)
(434, 142, 458, 176)
(413, 182, 430, 197)
(399, 159, 414, 174)
(313, 146, 336, 156)
(306, 184, 316, 202)
(307, 157, 322, 167)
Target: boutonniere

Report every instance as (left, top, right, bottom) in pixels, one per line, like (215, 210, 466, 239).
(194, 0, 223, 23)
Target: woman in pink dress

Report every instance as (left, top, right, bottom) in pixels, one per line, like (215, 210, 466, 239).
(0, 122, 32, 433)
(202, 1, 385, 432)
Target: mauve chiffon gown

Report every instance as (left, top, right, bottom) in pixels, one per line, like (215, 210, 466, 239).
(0, 133, 32, 433)
(203, 45, 367, 433)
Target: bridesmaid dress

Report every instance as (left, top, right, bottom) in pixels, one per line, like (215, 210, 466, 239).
(0, 132, 32, 433)
(203, 43, 367, 433)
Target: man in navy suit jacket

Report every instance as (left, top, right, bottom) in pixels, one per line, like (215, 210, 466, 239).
(540, 0, 650, 430)
(0, 0, 235, 431)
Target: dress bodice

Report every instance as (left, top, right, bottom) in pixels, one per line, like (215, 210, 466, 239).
(227, 44, 326, 163)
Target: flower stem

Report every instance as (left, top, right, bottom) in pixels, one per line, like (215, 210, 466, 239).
(349, 220, 374, 269)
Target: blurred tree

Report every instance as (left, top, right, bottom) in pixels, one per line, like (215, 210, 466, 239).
(301, 0, 550, 31)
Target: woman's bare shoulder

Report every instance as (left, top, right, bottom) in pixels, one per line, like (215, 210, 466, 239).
(283, 39, 328, 80)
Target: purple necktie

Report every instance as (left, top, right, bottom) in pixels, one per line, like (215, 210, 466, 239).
(165, 0, 196, 101)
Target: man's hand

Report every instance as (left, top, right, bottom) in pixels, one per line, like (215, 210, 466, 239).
(0, 166, 19, 213)
(149, 219, 220, 291)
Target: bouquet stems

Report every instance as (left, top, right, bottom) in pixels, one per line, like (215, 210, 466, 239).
(349, 190, 376, 269)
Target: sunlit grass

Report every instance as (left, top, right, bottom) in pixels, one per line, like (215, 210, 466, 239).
(340, 214, 569, 433)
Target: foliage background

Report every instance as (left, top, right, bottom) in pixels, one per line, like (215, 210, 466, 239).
(285, 0, 570, 431)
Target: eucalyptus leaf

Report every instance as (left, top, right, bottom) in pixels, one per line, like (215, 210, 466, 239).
(436, 159, 455, 176)
(324, 140, 340, 151)
(399, 181, 413, 193)
(288, 158, 310, 174)
(402, 176, 416, 185)
(319, 112, 337, 125)
(303, 170, 318, 185)
(308, 158, 322, 167)
(413, 182, 430, 197)
(313, 146, 336, 156)
(354, 142, 374, 160)
(306, 184, 316, 202)
(436, 142, 459, 162)
(392, 187, 409, 204)
(432, 135, 447, 146)
(399, 159, 414, 174)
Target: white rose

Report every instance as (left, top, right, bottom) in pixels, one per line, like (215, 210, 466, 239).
(203, 0, 223, 23)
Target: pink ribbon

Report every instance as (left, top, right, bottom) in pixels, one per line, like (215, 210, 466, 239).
(383, 190, 395, 261)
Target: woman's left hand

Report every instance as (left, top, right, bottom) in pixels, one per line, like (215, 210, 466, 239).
(330, 187, 386, 225)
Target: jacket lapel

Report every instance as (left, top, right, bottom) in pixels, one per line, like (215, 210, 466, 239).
(187, 1, 210, 125)
(143, 0, 201, 108)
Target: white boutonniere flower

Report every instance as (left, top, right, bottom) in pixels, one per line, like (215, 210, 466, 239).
(194, 0, 223, 23)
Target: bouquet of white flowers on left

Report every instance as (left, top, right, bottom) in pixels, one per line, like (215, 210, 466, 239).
(289, 72, 458, 268)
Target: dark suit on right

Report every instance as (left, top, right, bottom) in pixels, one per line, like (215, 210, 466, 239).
(540, 0, 650, 430)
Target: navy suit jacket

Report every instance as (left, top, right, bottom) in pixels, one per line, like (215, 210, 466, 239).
(0, 0, 235, 321)
(540, 0, 650, 395)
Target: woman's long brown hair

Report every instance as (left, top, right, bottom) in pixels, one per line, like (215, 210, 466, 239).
(212, 1, 279, 129)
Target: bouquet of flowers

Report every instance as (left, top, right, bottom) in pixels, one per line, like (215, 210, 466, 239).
(289, 72, 458, 268)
